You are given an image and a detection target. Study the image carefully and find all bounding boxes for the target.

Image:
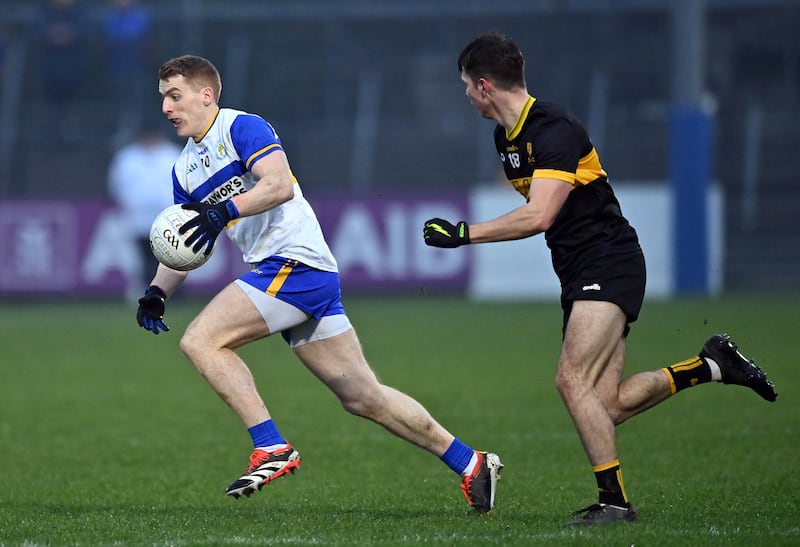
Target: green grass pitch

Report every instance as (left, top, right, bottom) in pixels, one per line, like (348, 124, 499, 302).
(0, 294, 797, 546)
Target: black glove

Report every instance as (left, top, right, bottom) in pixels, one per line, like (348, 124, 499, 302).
(137, 285, 169, 334)
(179, 200, 240, 255)
(423, 218, 470, 248)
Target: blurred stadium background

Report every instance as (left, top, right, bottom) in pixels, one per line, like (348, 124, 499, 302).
(0, 0, 798, 297)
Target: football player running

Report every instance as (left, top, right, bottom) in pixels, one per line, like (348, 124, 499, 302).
(136, 55, 502, 512)
(423, 32, 777, 525)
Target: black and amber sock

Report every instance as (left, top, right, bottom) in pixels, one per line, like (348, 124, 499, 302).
(662, 356, 712, 394)
(594, 459, 628, 507)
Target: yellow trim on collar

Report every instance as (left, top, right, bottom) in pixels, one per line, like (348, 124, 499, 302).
(506, 96, 536, 141)
(194, 107, 221, 142)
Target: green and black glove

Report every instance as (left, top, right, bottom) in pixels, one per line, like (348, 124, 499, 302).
(423, 218, 470, 248)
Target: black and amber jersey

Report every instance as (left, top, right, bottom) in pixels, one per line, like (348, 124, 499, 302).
(494, 96, 642, 282)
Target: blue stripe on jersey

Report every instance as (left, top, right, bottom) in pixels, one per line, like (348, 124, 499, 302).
(189, 162, 247, 203)
(172, 167, 191, 204)
(230, 114, 283, 169)
(245, 144, 282, 170)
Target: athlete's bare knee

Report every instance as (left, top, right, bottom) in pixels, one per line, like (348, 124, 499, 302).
(602, 401, 626, 425)
(179, 330, 194, 359)
(340, 392, 379, 419)
(606, 396, 642, 426)
(179, 324, 209, 362)
(555, 367, 584, 401)
(340, 383, 387, 420)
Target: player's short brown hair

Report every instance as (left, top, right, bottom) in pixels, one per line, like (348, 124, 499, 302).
(159, 55, 222, 100)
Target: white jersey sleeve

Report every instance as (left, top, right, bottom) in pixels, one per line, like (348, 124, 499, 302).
(171, 108, 338, 272)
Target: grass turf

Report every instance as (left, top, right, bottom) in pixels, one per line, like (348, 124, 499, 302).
(0, 294, 797, 545)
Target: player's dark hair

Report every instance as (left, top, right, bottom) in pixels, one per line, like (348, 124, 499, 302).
(159, 55, 223, 100)
(458, 32, 526, 90)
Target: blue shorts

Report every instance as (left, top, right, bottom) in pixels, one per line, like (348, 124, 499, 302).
(239, 256, 346, 320)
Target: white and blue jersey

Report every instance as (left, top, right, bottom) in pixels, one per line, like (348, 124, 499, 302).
(171, 107, 338, 272)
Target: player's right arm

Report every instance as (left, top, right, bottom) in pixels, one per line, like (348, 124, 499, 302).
(424, 177, 572, 248)
(149, 263, 189, 298)
(136, 264, 189, 335)
(468, 176, 572, 243)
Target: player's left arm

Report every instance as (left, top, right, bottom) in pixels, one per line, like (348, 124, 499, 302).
(467, 177, 572, 243)
(179, 151, 295, 252)
(229, 151, 295, 217)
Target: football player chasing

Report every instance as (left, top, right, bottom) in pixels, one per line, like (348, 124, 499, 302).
(423, 32, 778, 526)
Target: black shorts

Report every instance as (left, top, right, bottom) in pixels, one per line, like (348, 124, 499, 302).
(559, 248, 647, 338)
